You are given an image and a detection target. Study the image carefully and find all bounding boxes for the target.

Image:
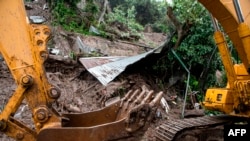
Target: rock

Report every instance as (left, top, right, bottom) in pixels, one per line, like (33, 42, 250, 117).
(29, 16, 46, 24)
(77, 0, 86, 10)
(65, 104, 81, 113)
(43, 3, 48, 10)
(89, 25, 100, 35)
(25, 4, 33, 10)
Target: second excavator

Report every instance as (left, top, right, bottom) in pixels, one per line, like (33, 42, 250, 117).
(156, 0, 250, 140)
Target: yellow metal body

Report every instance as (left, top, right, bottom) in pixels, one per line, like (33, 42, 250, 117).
(202, 88, 234, 114)
(203, 64, 250, 115)
(0, 0, 62, 140)
(199, 0, 250, 117)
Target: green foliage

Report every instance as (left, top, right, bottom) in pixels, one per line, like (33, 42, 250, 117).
(49, 0, 98, 34)
(152, 55, 169, 76)
(107, 6, 144, 33)
(107, 6, 126, 25)
(84, 0, 99, 23)
(151, 22, 169, 33)
(85, 0, 99, 13)
(171, 0, 205, 24)
(126, 6, 144, 32)
(188, 75, 199, 90)
(109, 0, 168, 33)
(152, 0, 224, 95)
(171, 2, 223, 89)
(132, 0, 164, 26)
(150, 1, 169, 33)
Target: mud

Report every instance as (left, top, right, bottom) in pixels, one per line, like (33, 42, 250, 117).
(0, 57, 166, 141)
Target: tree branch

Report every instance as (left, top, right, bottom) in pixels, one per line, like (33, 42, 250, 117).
(98, 0, 109, 25)
(167, 7, 193, 49)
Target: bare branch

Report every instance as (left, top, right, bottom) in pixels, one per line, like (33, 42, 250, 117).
(98, 0, 109, 25)
(167, 7, 193, 49)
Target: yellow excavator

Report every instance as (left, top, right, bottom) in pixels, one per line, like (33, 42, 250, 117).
(1, 0, 250, 141)
(201, 0, 250, 117)
(0, 0, 163, 141)
(156, 0, 250, 140)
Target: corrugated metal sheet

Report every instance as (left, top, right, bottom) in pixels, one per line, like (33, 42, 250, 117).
(79, 46, 163, 86)
(79, 56, 126, 69)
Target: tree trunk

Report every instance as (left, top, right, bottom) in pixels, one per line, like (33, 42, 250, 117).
(98, 0, 109, 25)
(198, 46, 218, 93)
(167, 7, 192, 49)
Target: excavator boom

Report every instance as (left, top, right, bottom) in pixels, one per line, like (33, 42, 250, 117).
(199, 0, 250, 72)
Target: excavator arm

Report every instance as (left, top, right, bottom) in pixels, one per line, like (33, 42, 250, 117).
(0, 0, 163, 141)
(199, 0, 250, 72)
(0, 0, 59, 139)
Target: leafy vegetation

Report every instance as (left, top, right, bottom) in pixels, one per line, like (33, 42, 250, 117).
(109, 0, 168, 33)
(150, 0, 228, 100)
(48, 0, 98, 33)
(106, 6, 144, 34)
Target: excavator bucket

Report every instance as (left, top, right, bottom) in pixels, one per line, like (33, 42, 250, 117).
(37, 89, 163, 141)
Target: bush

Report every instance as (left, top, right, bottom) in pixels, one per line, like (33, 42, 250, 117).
(107, 6, 144, 33)
(49, 0, 98, 34)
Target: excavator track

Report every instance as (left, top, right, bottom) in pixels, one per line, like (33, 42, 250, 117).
(155, 115, 233, 141)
